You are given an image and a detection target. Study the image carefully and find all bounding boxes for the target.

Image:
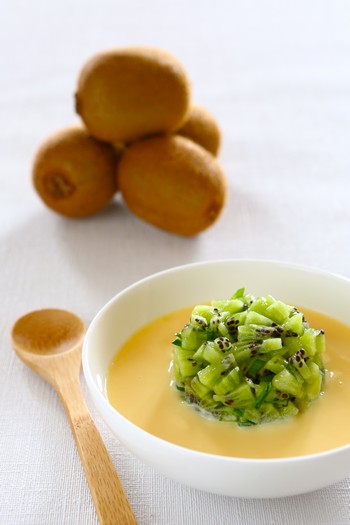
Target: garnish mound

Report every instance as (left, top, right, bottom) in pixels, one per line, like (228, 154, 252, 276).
(172, 288, 325, 427)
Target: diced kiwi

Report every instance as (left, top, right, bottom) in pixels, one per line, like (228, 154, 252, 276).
(213, 383, 255, 409)
(282, 335, 303, 356)
(213, 366, 242, 395)
(237, 324, 281, 342)
(198, 363, 226, 389)
(304, 362, 323, 399)
(245, 311, 275, 326)
(265, 355, 288, 374)
(266, 301, 293, 324)
(199, 341, 223, 364)
(173, 347, 202, 379)
(248, 295, 275, 315)
(283, 312, 306, 336)
(289, 349, 312, 381)
(188, 375, 211, 399)
(226, 311, 247, 335)
(180, 324, 207, 351)
(260, 338, 283, 353)
(279, 401, 299, 418)
(191, 305, 217, 322)
(172, 288, 325, 426)
(300, 328, 325, 357)
(272, 368, 303, 397)
(211, 299, 245, 315)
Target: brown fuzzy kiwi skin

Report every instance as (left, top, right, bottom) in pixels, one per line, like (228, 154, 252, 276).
(32, 126, 118, 218)
(75, 47, 191, 143)
(118, 135, 227, 236)
(176, 105, 221, 156)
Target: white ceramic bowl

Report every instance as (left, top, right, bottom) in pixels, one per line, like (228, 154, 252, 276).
(82, 259, 350, 498)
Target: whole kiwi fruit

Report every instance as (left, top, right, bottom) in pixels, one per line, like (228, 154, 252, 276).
(75, 47, 191, 143)
(33, 126, 118, 218)
(118, 135, 227, 236)
(176, 105, 221, 156)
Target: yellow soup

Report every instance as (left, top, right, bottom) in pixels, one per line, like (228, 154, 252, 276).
(106, 307, 350, 458)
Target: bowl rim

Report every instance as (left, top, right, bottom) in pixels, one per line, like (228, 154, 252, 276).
(82, 258, 350, 464)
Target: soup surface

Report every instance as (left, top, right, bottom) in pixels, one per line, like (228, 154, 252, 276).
(106, 306, 350, 458)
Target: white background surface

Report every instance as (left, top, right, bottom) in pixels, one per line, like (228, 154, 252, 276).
(1, 1, 350, 524)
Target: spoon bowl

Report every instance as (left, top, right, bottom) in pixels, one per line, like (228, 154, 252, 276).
(12, 309, 85, 388)
(12, 308, 85, 356)
(12, 308, 136, 525)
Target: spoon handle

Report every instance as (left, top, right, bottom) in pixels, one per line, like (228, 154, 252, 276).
(58, 379, 137, 525)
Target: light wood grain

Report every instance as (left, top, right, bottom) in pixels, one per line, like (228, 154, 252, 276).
(12, 309, 137, 525)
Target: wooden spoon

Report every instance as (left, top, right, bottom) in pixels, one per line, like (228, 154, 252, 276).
(11, 308, 137, 525)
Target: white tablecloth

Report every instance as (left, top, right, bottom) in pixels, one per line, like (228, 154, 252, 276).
(2, 1, 350, 523)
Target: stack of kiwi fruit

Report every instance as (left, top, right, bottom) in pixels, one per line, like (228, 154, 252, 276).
(32, 47, 227, 236)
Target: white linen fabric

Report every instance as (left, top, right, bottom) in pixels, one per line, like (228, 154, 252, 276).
(1, 1, 350, 523)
